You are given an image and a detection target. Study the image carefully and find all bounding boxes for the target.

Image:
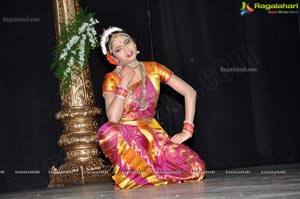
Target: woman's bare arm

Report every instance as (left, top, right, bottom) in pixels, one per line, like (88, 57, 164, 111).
(166, 74, 197, 144)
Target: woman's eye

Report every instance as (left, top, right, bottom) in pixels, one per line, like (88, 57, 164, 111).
(125, 39, 131, 45)
(114, 48, 122, 53)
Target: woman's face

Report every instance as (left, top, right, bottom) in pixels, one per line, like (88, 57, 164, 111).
(110, 34, 137, 66)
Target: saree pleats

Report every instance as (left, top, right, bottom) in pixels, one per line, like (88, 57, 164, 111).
(98, 118, 205, 189)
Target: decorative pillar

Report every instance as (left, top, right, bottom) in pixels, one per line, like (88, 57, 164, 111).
(48, 0, 112, 187)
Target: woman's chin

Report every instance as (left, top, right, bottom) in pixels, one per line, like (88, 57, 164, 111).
(125, 58, 138, 65)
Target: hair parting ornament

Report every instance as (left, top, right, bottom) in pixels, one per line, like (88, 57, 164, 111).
(100, 26, 131, 65)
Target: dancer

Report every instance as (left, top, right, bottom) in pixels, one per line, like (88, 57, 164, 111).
(97, 27, 205, 189)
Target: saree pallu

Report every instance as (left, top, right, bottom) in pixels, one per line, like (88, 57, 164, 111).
(97, 62, 205, 189)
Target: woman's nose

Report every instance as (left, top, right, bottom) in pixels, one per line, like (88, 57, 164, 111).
(123, 45, 129, 52)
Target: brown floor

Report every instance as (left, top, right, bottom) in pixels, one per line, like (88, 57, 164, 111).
(1, 164, 300, 199)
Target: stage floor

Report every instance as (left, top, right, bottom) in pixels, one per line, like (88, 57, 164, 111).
(1, 164, 300, 199)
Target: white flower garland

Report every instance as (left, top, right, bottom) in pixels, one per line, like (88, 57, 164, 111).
(51, 9, 100, 94)
(59, 17, 99, 78)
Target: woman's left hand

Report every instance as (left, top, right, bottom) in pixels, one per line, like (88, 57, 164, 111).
(171, 132, 191, 144)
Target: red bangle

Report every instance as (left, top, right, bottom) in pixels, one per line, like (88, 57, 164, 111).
(183, 121, 194, 127)
(182, 121, 194, 137)
(115, 85, 128, 99)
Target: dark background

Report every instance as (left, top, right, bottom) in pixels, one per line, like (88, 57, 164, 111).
(1, 0, 299, 193)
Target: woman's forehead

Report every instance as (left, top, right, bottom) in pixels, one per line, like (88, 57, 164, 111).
(111, 34, 131, 46)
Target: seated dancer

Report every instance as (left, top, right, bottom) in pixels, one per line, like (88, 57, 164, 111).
(97, 27, 205, 189)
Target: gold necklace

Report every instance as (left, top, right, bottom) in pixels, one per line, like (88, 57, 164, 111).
(128, 62, 148, 110)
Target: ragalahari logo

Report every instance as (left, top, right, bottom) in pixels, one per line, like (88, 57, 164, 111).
(240, 2, 254, 16)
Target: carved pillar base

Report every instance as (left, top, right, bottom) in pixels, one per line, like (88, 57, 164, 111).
(48, 106, 112, 187)
(48, 157, 112, 187)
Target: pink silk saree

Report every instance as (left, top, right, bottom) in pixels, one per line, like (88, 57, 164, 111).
(97, 62, 205, 189)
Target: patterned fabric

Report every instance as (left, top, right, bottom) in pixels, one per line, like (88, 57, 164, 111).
(97, 61, 205, 189)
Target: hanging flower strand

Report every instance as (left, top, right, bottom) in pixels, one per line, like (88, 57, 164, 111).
(51, 8, 99, 94)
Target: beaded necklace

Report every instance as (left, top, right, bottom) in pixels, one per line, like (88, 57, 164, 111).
(128, 62, 148, 110)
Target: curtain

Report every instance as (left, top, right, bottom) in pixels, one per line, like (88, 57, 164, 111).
(1, 0, 299, 192)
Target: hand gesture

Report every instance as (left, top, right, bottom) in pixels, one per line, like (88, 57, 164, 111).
(171, 131, 191, 144)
